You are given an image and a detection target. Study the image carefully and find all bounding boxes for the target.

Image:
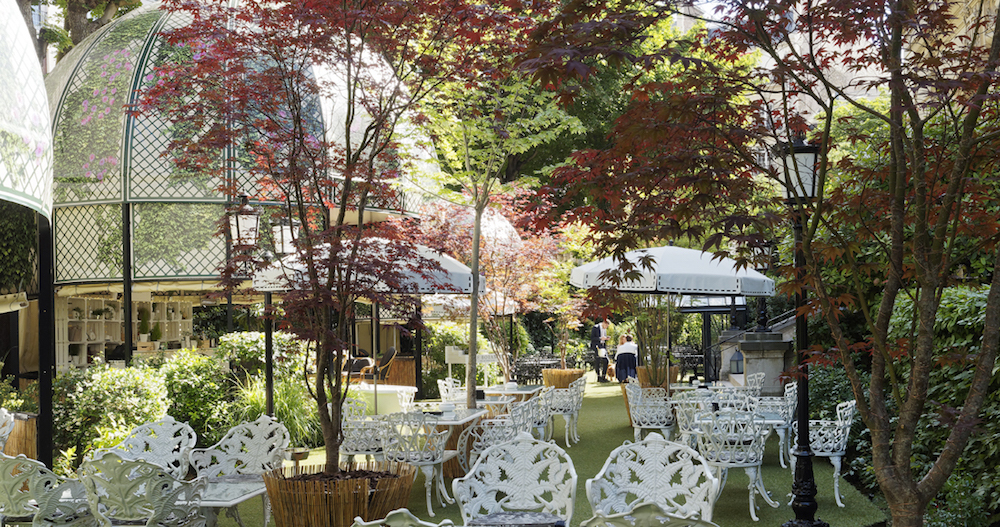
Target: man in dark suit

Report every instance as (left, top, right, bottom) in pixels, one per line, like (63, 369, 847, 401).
(590, 319, 610, 382)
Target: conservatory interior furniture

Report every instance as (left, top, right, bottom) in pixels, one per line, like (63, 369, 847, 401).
(79, 452, 205, 527)
(452, 431, 577, 526)
(0, 453, 95, 527)
(694, 409, 778, 521)
(788, 399, 857, 508)
(381, 412, 458, 517)
(360, 347, 398, 381)
(585, 432, 719, 522)
(88, 415, 197, 480)
(755, 382, 797, 468)
(350, 508, 456, 527)
(188, 415, 289, 527)
(624, 378, 676, 441)
(579, 502, 721, 527)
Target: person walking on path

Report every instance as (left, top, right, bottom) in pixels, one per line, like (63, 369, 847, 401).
(614, 335, 639, 383)
(590, 319, 610, 382)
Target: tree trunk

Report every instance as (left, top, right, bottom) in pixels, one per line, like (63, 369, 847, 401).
(466, 203, 484, 410)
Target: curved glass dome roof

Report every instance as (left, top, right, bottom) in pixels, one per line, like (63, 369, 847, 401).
(1, 0, 53, 220)
(45, 2, 425, 290)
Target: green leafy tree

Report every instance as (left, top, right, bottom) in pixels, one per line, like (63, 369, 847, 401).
(419, 74, 583, 404)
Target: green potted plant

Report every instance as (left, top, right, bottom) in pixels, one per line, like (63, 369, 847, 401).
(150, 322, 163, 343)
(137, 307, 151, 342)
(72, 307, 84, 320)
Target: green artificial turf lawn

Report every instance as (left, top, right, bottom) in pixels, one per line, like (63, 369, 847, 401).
(218, 373, 886, 527)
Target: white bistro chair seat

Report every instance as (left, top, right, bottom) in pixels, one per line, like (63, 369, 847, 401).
(580, 502, 721, 527)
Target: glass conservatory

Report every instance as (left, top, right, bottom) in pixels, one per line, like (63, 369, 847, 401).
(44, 3, 425, 368)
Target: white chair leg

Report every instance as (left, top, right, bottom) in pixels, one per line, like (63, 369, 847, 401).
(831, 455, 845, 507)
(776, 428, 787, 469)
(564, 415, 572, 447)
(434, 463, 454, 507)
(420, 465, 436, 517)
(634, 427, 642, 442)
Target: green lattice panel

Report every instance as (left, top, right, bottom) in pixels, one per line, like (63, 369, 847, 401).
(131, 202, 226, 279)
(54, 205, 124, 283)
(52, 10, 165, 205)
(126, 9, 227, 202)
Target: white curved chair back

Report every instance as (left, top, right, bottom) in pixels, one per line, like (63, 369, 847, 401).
(381, 412, 457, 517)
(586, 433, 719, 521)
(530, 386, 554, 439)
(89, 415, 196, 479)
(452, 432, 577, 526)
(189, 415, 290, 477)
(695, 409, 777, 520)
(437, 378, 464, 403)
(341, 419, 389, 462)
(0, 453, 95, 527)
(351, 508, 455, 527)
(342, 398, 369, 420)
(80, 452, 205, 527)
(580, 502, 721, 527)
(623, 382, 675, 441)
(744, 371, 766, 397)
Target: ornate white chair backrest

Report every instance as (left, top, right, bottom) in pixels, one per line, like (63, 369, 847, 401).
(452, 432, 577, 526)
(530, 386, 554, 431)
(437, 378, 464, 403)
(570, 377, 587, 411)
(189, 415, 290, 478)
(456, 417, 520, 473)
(90, 415, 197, 479)
(341, 419, 389, 458)
(695, 409, 768, 468)
(396, 389, 416, 413)
(712, 388, 757, 413)
(0, 409, 15, 451)
(382, 412, 449, 464)
(342, 398, 369, 421)
(586, 433, 719, 521)
(793, 400, 857, 456)
(548, 386, 575, 414)
(744, 372, 766, 397)
(0, 452, 94, 527)
(670, 390, 715, 446)
(80, 452, 205, 527)
(624, 383, 674, 430)
(579, 502, 721, 527)
(351, 508, 456, 527)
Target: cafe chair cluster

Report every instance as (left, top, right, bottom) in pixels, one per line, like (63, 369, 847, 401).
(0, 453, 95, 527)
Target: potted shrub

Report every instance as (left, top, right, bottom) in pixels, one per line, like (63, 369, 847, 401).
(150, 322, 163, 344)
(137, 307, 151, 342)
(541, 306, 586, 389)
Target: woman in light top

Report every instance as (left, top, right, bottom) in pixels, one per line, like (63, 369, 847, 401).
(614, 335, 639, 383)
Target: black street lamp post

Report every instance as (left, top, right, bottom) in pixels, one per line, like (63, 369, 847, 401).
(779, 140, 829, 527)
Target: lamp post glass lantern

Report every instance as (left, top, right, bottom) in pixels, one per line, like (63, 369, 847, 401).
(272, 218, 299, 256)
(229, 194, 261, 248)
(780, 140, 829, 527)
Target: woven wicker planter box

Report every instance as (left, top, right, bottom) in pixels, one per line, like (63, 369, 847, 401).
(542, 368, 585, 388)
(264, 460, 415, 527)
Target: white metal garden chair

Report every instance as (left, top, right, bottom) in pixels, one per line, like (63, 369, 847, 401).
(755, 382, 796, 468)
(381, 412, 457, 517)
(437, 378, 464, 403)
(788, 399, 857, 507)
(188, 415, 289, 527)
(452, 432, 577, 526)
(88, 415, 197, 480)
(547, 377, 585, 447)
(624, 379, 675, 441)
(79, 452, 206, 527)
(671, 390, 716, 449)
(585, 433, 719, 521)
(579, 502, 721, 527)
(694, 409, 778, 521)
(0, 452, 95, 527)
(340, 418, 390, 464)
(529, 386, 554, 439)
(455, 400, 533, 472)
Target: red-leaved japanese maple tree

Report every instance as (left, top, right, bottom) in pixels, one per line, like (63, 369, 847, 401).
(523, 0, 1000, 525)
(138, 0, 536, 474)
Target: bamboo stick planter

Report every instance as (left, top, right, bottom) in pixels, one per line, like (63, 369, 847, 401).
(542, 368, 585, 388)
(264, 460, 415, 527)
